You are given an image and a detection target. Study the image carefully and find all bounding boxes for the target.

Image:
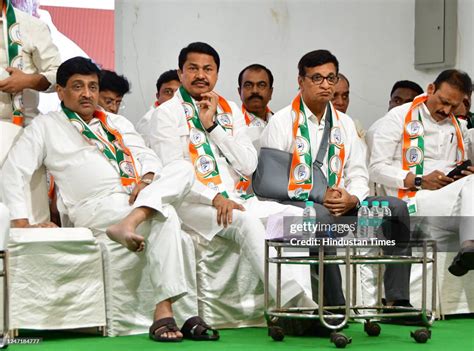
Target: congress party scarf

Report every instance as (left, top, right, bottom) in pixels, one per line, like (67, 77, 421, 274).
(179, 86, 253, 199)
(288, 94, 345, 201)
(241, 105, 272, 127)
(3, 1, 24, 126)
(398, 93, 465, 214)
(62, 104, 140, 194)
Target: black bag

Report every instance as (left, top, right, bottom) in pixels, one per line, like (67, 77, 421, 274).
(252, 115, 330, 204)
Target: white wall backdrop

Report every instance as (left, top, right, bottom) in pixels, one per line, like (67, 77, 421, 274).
(115, 0, 473, 128)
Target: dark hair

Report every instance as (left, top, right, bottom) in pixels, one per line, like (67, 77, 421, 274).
(433, 69, 472, 96)
(298, 50, 339, 77)
(99, 69, 130, 96)
(156, 69, 180, 92)
(178, 42, 220, 71)
(390, 80, 424, 97)
(338, 73, 350, 88)
(238, 64, 274, 88)
(57, 56, 101, 87)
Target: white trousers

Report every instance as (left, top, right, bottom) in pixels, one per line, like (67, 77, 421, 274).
(417, 174, 474, 246)
(178, 197, 309, 307)
(0, 202, 9, 250)
(70, 160, 194, 304)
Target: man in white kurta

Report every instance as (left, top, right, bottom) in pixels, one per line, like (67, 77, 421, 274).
(0, 202, 8, 249)
(136, 69, 180, 146)
(149, 42, 314, 310)
(260, 49, 412, 307)
(0, 0, 60, 124)
(367, 69, 474, 277)
(237, 64, 274, 152)
(1, 57, 196, 341)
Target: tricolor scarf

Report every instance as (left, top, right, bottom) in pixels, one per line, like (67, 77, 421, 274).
(179, 86, 253, 199)
(2, 1, 24, 126)
(62, 104, 140, 194)
(242, 105, 272, 127)
(398, 93, 466, 214)
(288, 94, 345, 201)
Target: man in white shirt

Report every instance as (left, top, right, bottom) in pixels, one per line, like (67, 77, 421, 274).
(237, 63, 274, 151)
(0, 0, 60, 126)
(1, 57, 207, 342)
(136, 69, 180, 144)
(260, 49, 412, 308)
(98, 70, 130, 114)
(149, 42, 316, 311)
(367, 69, 474, 276)
(331, 73, 349, 114)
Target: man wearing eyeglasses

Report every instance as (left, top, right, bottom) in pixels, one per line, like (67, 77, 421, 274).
(98, 69, 130, 114)
(260, 49, 412, 311)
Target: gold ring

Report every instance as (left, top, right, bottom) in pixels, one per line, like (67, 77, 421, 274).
(438, 175, 442, 180)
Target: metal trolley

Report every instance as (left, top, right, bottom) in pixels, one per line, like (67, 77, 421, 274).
(264, 239, 437, 348)
(0, 250, 8, 349)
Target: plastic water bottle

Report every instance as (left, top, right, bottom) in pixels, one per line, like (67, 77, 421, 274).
(371, 201, 384, 240)
(302, 201, 316, 238)
(380, 201, 391, 240)
(357, 201, 371, 238)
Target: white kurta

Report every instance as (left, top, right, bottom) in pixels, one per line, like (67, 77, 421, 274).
(1, 109, 194, 304)
(260, 100, 370, 202)
(135, 105, 156, 146)
(0, 202, 8, 250)
(149, 91, 311, 307)
(245, 110, 273, 152)
(0, 9, 61, 123)
(367, 100, 474, 243)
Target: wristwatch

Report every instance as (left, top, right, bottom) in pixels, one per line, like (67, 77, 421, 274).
(206, 122, 218, 133)
(140, 177, 153, 185)
(414, 176, 423, 190)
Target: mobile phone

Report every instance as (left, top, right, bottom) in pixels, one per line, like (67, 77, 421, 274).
(447, 160, 472, 178)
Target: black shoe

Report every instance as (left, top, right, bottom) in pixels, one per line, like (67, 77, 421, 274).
(381, 299, 425, 326)
(448, 247, 474, 277)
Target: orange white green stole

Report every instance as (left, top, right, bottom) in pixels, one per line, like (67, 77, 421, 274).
(242, 105, 272, 127)
(3, 1, 24, 126)
(62, 104, 140, 194)
(398, 93, 466, 214)
(179, 86, 253, 199)
(288, 94, 345, 201)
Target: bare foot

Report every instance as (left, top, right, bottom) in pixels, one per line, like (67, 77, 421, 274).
(153, 299, 183, 340)
(106, 222, 145, 252)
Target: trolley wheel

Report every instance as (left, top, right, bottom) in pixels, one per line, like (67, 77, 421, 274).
(330, 332, 352, 348)
(364, 321, 381, 337)
(268, 326, 284, 341)
(410, 329, 431, 343)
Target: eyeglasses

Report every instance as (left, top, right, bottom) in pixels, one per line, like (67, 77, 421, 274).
(303, 74, 339, 85)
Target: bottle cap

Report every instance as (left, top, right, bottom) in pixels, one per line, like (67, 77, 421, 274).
(381, 201, 389, 207)
(361, 200, 369, 206)
(372, 201, 380, 207)
(305, 201, 314, 207)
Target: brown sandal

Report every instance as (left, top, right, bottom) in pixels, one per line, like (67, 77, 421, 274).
(149, 317, 183, 342)
(181, 316, 220, 341)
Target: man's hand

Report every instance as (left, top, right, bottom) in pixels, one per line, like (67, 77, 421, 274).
(197, 91, 219, 129)
(421, 170, 454, 190)
(212, 193, 245, 228)
(0, 68, 50, 94)
(323, 187, 359, 216)
(11, 218, 58, 228)
(129, 172, 154, 205)
(453, 165, 474, 180)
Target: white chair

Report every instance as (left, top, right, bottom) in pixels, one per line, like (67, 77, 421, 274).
(0, 121, 107, 335)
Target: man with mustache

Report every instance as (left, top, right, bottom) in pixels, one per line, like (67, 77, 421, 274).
(98, 69, 130, 114)
(367, 69, 474, 277)
(260, 49, 412, 311)
(237, 64, 274, 150)
(149, 42, 317, 323)
(1, 56, 202, 342)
